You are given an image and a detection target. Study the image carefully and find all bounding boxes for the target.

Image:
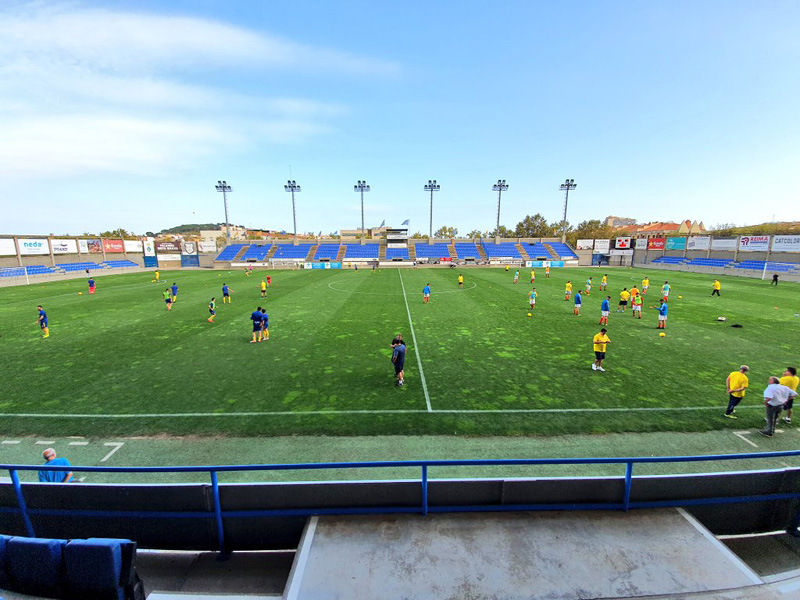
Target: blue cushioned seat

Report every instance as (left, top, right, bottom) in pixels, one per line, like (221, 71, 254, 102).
(7, 536, 66, 597)
(65, 538, 125, 600)
(0, 533, 11, 590)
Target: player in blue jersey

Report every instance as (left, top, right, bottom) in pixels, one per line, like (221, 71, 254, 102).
(422, 283, 431, 304)
(88, 277, 96, 295)
(222, 283, 234, 304)
(170, 282, 179, 303)
(573, 291, 582, 316)
(528, 288, 537, 310)
(36, 305, 49, 338)
(260, 307, 269, 341)
(600, 296, 611, 326)
(250, 306, 263, 343)
(657, 299, 668, 329)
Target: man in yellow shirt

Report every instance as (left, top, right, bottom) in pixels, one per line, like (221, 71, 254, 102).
(642, 277, 650, 295)
(617, 288, 631, 313)
(712, 279, 721, 297)
(781, 367, 799, 424)
(458, 274, 464, 289)
(592, 328, 610, 372)
(600, 274, 608, 291)
(724, 365, 750, 418)
(564, 280, 572, 301)
(260, 279, 267, 299)
(530, 269, 535, 284)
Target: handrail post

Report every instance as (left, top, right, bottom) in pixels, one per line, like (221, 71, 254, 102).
(210, 471, 227, 556)
(622, 462, 633, 512)
(421, 465, 428, 516)
(10, 470, 36, 537)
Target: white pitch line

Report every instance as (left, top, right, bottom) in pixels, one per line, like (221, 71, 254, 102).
(2, 441, 20, 445)
(732, 431, 758, 448)
(68, 442, 89, 446)
(398, 270, 432, 412)
(100, 442, 124, 462)
(35, 441, 55, 445)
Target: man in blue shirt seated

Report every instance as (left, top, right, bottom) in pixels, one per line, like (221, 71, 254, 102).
(251, 307, 263, 343)
(38, 448, 73, 483)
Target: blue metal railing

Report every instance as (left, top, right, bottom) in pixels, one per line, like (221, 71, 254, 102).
(4, 449, 800, 554)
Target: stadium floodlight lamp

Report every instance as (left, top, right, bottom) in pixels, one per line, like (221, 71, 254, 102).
(284, 180, 301, 239)
(492, 179, 509, 240)
(354, 180, 370, 237)
(424, 180, 440, 239)
(558, 178, 577, 243)
(215, 180, 233, 240)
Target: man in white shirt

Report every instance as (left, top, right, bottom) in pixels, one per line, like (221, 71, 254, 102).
(760, 377, 798, 437)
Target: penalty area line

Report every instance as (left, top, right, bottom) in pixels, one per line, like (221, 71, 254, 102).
(398, 269, 432, 412)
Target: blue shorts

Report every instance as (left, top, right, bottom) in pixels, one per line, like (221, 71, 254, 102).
(165, 298, 171, 304)
(223, 293, 230, 297)
(394, 361, 405, 374)
(40, 321, 47, 329)
(252, 323, 261, 332)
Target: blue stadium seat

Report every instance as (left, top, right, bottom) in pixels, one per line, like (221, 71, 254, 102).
(7, 536, 66, 598)
(453, 243, 480, 259)
(240, 244, 272, 261)
(685, 258, 734, 267)
(482, 243, 521, 258)
(526, 243, 550, 258)
(272, 243, 313, 259)
(215, 244, 245, 261)
(386, 247, 410, 260)
(102, 260, 138, 268)
(652, 256, 686, 264)
(0, 267, 25, 278)
(314, 244, 341, 260)
(413, 243, 451, 259)
(0, 533, 10, 590)
(59, 262, 104, 271)
(342, 244, 380, 259)
(547, 242, 578, 259)
(65, 538, 127, 600)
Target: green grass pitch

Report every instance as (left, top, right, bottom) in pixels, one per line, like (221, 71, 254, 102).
(0, 266, 796, 438)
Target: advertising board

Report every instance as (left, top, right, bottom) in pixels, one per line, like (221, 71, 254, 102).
(609, 249, 634, 256)
(144, 238, 156, 257)
(155, 241, 181, 253)
(576, 239, 594, 250)
(0, 239, 17, 256)
(51, 239, 78, 254)
(86, 239, 103, 254)
(771, 235, 800, 253)
(647, 238, 665, 250)
(124, 240, 143, 253)
(666, 237, 687, 250)
(157, 254, 181, 262)
(103, 239, 125, 253)
(594, 239, 610, 253)
(18, 239, 49, 255)
(181, 242, 198, 255)
(711, 237, 737, 250)
(687, 236, 711, 250)
(738, 235, 770, 252)
(303, 262, 342, 269)
(634, 238, 647, 250)
(615, 237, 632, 249)
(198, 241, 217, 253)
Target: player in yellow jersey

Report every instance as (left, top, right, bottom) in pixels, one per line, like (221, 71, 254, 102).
(154, 269, 160, 283)
(592, 328, 610, 372)
(642, 277, 650, 295)
(781, 367, 799, 424)
(600, 274, 608, 291)
(458, 274, 464, 288)
(712, 279, 721, 297)
(617, 288, 631, 312)
(260, 279, 267, 298)
(564, 280, 573, 301)
(545, 263, 550, 277)
(724, 365, 749, 418)
(530, 269, 535, 284)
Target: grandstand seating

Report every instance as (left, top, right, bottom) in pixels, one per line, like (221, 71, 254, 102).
(526, 242, 551, 258)
(685, 258, 734, 268)
(342, 244, 380, 259)
(413, 243, 451, 259)
(0, 265, 59, 277)
(482, 243, 521, 258)
(548, 242, 578, 259)
(102, 260, 138, 268)
(735, 260, 798, 272)
(386, 247, 410, 260)
(454, 242, 480, 259)
(215, 243, 245, 261)
(58, 261, 104, 271)
(315, 244, 341, 260)
(272, 243, 313, 259)
(0, 267, 25, 278)
(652, 256, 686, 265)
(240, 244, 273, 261)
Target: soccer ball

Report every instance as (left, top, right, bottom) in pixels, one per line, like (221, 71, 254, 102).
(78, 292, 83, 295)
(527, 312, 532, 317)
(659, 332, 666, 337)
(678, 295, 683, 299)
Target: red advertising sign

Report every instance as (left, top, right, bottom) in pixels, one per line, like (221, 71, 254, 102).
(647, 237, 666, 250)
(615, 237, 632, 249)
(102, 239, 125, 253)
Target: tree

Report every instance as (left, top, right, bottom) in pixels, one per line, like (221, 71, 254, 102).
(567, 219, 613, 245)
(466, 229, 482, 238)
(709, 223, 737, 237)
(215, 235, 227, 250)
(410, 232, 429, 239)
(434, 226, 458, 238)
(514, 214, 552, 238)
(489, 225, 514, 238)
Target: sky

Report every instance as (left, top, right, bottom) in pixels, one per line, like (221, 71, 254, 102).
(2, 0, 799, 236)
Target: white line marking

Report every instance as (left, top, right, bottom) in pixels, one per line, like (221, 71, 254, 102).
(732, 431, 758, 448)
(100, 442, 124, 462)
(1, 441, 21, 445)
(68, 442, 89, 446)
(328, 280, 477, 296)
(0, 406, 767, 418)
(35, 441, 55, 445)
(77, 477, 87, 482)
(398, 269, 432, 412)
(284, 516, 318, 600)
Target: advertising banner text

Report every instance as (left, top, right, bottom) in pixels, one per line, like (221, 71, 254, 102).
(124, 240, 143, 253)
(0, 239, 17, 256)
(738, 235, 770, 252)
(687, 236, 711, 250)
(103, 239, 125, 253)
(51, 239, 78, 254)
(594, 239, 610, 253)
(771, 235, 800, 253)
(711, 237, 737, 250)
(666, 237, 687, 250)
(576, 239, 594, 250)
(647, 238, 666, 250)
(19, 238, 49, 255)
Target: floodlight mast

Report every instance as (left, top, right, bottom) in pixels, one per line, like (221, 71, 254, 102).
(354, 180, 370, 238)
(424, 180, 440, 239)
(492, 179, 509, 241)
(559, 178, 577, 243)
(215, 180, 233, 241)
(284, 180, 301, 239)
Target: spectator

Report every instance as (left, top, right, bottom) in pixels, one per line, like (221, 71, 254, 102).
(38, 448, 73, 483)
(771, 273, 779, 286)
(724, 365, 749, 418)
(759, 377, 797, 437)
(781, 367, 799, 424)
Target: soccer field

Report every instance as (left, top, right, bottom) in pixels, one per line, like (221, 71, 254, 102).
(0, 266, 797, 438)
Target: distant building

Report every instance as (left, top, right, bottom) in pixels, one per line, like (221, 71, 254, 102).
(619, 220, 707, 238)
(340, 227, 388, 240)
(605, 216, 637, 228)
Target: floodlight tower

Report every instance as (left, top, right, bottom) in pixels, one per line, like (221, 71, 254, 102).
(354, 180, 370, 238)
(559, 178, 577, 243)
(284, 180, 301, 239)
(215, 180, 232, 240)
(424, 180, 440, 239)
(492, 179, 509, 240)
